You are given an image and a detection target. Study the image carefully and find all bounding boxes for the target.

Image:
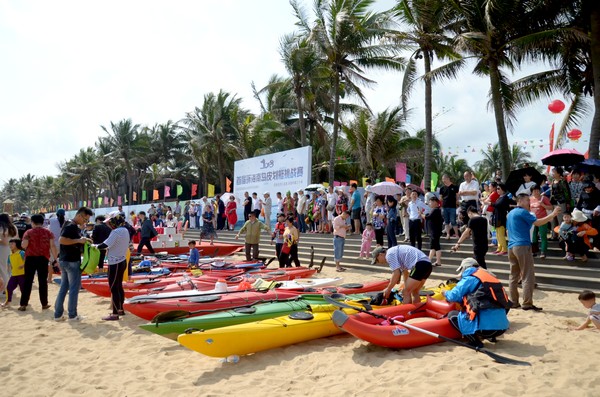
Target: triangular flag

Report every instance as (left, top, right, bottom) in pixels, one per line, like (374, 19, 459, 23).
(164, 186, 171, 198)
(191, 184, 198, 197)
(153, 189, 159, 200)
(176, 185, 183, 197)
(208, 183, 215, 197)
(226, 177, 232, 193)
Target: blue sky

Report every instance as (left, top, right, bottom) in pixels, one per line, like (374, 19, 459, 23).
(0, 0, 593, 184)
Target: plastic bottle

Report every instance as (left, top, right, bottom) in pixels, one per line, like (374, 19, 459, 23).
(220, 355, 240, 363)
(215, 279, 228, 293)
(491, 230, 498, 246)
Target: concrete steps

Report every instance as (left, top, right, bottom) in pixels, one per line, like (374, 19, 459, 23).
(184, 229, 600, 293)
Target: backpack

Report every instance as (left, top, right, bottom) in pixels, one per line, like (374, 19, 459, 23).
(80, 242, 100, 273)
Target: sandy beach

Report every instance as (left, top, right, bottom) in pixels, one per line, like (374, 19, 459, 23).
(2, 261, 599, 397)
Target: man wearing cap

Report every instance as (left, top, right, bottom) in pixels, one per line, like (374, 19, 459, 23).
(235, 212, 271, 261)
(371, 245, 433, 304)
(14, 214, 32, 239)
(442, 258, 510, 349)
(506, 193, 561, 311)
(263, 192, 272, 227)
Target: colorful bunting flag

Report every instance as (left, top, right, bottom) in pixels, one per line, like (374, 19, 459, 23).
(208, 184, 215, 197)
(226, 177, 232, 193)
(164, 186, 171, 198)
(142, 191, 147, 201)
(385, 177, 395, 183)
(133, 192, 137, 201)
(117, 196, 122, 206)
(153, 189, 159, 200)
(395, 162, 407, 182)
(191, 184, 198, 197)
(362, 178, 368, 187)
(176, 185, 183, 197)
(431, 172, 439, 191)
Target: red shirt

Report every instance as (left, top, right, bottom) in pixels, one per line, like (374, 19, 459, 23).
(23, 227, 55, 259)
(486, 191, 499, 212)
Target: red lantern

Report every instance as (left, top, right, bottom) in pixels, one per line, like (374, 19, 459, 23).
(567, 128, 582, 142)
(548, 100, 565, 113)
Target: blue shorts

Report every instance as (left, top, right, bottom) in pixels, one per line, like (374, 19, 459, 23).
(442, 207, 457, 226)
(333, 236, 345, 261)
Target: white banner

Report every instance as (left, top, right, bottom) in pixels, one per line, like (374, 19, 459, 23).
(233, 146, 312, 224)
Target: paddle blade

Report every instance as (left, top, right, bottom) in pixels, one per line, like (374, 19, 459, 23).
(151, 310, 189, 323)
(479, 348, 531, 366)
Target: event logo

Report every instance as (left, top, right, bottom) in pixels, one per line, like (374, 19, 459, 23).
(392, 327, 409, 336)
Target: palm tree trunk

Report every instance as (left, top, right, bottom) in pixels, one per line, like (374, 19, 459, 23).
(488, 59, 511, 181)
(589, 1, 600, 160)
(328, 72, 341, 185)
(423, 49, 433, 190)
(295, 86, 307, 147)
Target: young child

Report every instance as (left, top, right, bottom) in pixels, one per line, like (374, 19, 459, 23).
(271, 214, 286, 267)
(187, 240, 200, 267)
(556, 212, 576, 260)
(1, 238, 25, 308)
(425, 196, 443, 267)
(359, 223, 375, 259)
(574, 290, 600, 330)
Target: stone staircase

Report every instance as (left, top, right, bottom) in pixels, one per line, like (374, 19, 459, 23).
(184, 229, 600, 293)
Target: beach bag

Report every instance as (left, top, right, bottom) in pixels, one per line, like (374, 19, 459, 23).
(80, 242, 100, 274)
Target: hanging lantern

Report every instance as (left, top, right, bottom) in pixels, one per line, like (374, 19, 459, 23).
(548, 100, 565, 113)
(567, 128, 582, 142)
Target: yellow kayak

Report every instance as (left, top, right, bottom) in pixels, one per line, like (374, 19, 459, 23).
(177, 303, 376, 358)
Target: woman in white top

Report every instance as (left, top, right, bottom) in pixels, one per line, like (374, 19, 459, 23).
(94, 212, 131, 321)
(515, 172, 536, 196)
(0, 213, 18, 292)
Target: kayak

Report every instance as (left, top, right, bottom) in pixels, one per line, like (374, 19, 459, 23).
(139, 293, 371, 340)
(331, 298, 461, 349)
(176, 298, 388, 358)
(126, 277, 342, 303)
(135, 242, 244, 257)
(82, 266, 316, 298)
(124, 280, 390, 321)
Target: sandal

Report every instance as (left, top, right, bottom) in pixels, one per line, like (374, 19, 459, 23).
(102, 314, 120, 321)
(117, 310, 126, 316)
(336, 267, 347, 272)
(433, 262, 442, 267)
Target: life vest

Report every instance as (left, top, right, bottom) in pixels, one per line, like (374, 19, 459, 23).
(463, 268, 511, 320)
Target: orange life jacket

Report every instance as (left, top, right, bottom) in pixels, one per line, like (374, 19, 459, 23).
(463, 268, 511, 320)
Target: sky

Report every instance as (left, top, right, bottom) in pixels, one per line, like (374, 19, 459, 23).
(0, 0, 593, 185)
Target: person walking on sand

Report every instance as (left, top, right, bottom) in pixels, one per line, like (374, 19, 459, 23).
(452, 206, 490, 269)
(136, 211, 157, 255)
(53, 207, 94, 321)
(506, 194, 560, 312)
(332, 210, 351, 272)
(19, 214, 59, 312)
(235, 212, 270, 261)
(0, 213, 18, 295)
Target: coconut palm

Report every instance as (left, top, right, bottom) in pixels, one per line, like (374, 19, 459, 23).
(101, 119, 141, 202)
(433, 154, 470, 185)
(474, 142, 533, 179)
(394, 0, 460, 191)
(294, 0, 406, 184)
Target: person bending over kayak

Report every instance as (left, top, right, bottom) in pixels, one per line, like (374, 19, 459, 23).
(442, 258, 511, 349)
(371, 245, 433, 304)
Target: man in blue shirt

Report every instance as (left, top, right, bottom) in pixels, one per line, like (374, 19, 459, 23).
(349, 183, 362, 235)
(506, 194, 560, 311)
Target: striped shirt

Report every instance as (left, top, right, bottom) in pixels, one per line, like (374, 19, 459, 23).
(386, 245, 430, 272)
(103, 227, 131, 265)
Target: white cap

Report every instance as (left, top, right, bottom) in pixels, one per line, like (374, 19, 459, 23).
(263, 191, 270, 195)
(456, 257, 479, 277)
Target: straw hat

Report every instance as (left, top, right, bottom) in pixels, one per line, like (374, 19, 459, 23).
(571, 208, 588, 223)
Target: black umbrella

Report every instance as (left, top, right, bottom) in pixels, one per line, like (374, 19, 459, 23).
(505, 167, 544, 195)
(541, 148, 585, 166)
(575, 159, 600, 175)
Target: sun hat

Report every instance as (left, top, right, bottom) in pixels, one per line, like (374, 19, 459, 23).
(264, 191, 270, 195)
(371, 246, 387, 265)
(571, 208, 588, 223)
(456, 257, 479, 277)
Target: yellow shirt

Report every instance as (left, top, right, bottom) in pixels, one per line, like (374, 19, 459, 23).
(8, 250, 25, 276)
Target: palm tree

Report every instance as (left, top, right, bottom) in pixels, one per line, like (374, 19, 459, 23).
(343, 106, 421, 180)
(294, 0, 405, 184)
(181, 90, 247, 191)
(101, 119, 141, 202)
(395, 0, 460, 190)
(433, 154, 470, 185)
(474, 143, 533, 179)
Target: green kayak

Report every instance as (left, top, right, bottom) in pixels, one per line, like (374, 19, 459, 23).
(138, 293, 370, 340)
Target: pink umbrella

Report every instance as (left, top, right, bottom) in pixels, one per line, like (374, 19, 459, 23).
(541, 148, 584, 166)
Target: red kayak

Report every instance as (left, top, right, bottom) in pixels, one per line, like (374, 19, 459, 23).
(82, 267, 317, 298)
(123, 280, 390, 321)
(135, 242, 243, 257)
(331, 299, 461, 349)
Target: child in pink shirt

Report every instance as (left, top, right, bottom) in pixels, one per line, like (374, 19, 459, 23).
(359, 223, 375, 259)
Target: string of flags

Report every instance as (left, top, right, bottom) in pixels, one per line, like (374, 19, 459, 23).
(441, 138, 589, 156)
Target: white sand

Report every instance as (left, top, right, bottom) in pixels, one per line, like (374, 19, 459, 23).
(2, 265, 599, 397)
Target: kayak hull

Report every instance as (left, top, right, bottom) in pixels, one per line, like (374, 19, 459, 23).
(332, 299, 461, 349)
